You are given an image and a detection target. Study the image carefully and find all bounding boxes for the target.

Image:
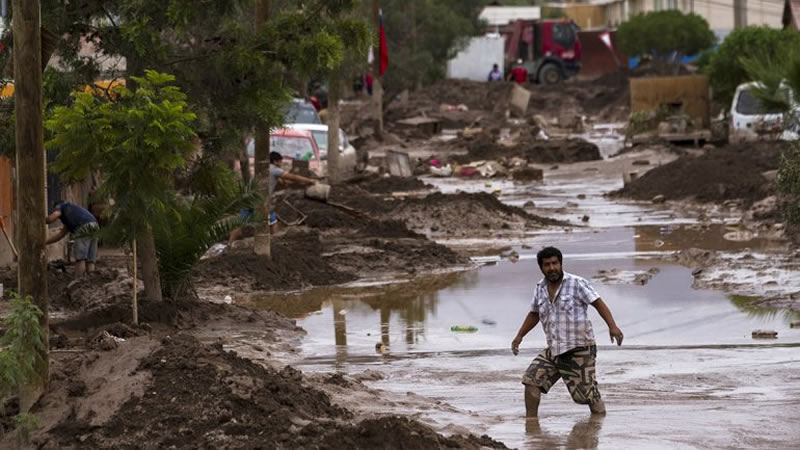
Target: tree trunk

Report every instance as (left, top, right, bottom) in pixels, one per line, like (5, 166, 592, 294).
(13, 0, 49, 411)
(137, 226, 162, 302)
(253, 0, 272, 259)
(132, 239, 138, 324)
(327, 66, 342, 183)
(239, 135, 251, 185)
(372, 0, 384, 137)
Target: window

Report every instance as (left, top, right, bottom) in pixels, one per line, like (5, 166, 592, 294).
(269, 136, 316, 160)
(282, 103, 322, 125)
(552, 23, 575, 49)
(736, 89, 767, 115)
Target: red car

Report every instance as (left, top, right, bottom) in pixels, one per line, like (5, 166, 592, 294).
(238, 129, 323, 177)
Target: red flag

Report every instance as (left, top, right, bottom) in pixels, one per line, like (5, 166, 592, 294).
(379, 9, 388, 75)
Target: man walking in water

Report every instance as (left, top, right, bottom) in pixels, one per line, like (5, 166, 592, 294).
(511, 246, 623, 416)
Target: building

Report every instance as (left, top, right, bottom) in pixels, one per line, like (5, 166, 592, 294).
(555, 0, 785, 39)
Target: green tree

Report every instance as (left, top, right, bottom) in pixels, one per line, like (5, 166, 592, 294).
(380, 0, 487, 91)
(46, 70, 197, 302)
(704, 26, 800, 106)
(3, 1, 366, 169)
(616, 10, 715, 75)
(743, 48, 800, 226)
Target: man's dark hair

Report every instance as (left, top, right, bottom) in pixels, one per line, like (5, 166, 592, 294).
(269, 151, 283, 164)
(537, 246, 563, 268)
(52, 200, 64, 211)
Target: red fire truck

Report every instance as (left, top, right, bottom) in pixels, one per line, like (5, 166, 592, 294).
(501, 19, 582, 84)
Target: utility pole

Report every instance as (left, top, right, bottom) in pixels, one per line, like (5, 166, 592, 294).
(12, 0, 49, 408)
(734, 0, 747, 29)
(372, 0, 384, 137)
(327, 66, 342, 183)
(253, 0, 272, 258)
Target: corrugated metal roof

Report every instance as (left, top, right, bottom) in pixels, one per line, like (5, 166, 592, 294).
(479, 6, 541, 26)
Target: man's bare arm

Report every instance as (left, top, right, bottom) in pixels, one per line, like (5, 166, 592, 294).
(46, 227, 68, 245)
(45, 210, 61, 225)
(511, 311, 540, 355)
(591, 298, 624, 345)
(280, 172, 316, 186)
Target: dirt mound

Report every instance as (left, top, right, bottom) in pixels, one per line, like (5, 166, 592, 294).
(392, 191, 562, 236)
(611, 142, 784, 206)
(194, 229, 356, 291)
(347, 173, 431, 193)
(451, 129, 601, 164)
(322, 416, 507, 449)
(39, 335, 505, 449)
(415, 79, 514, 112)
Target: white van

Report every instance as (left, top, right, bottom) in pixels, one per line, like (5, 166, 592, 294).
(729, 82, 799, 143)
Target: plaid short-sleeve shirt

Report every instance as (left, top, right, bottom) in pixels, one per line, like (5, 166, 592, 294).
(531, 271, 600, 356)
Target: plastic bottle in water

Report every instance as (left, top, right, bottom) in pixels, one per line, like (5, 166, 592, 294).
(450, 325, 478, 333)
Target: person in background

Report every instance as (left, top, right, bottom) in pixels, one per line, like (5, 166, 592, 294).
(46, 201, 100, 277)
(507, 59, 529, 84)
(488, 63, 503, 81)
(365, 72, 374, 96)
(228, 152, 316, 244)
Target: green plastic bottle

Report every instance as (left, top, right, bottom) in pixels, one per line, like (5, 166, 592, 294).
(450, 325, 478, 333)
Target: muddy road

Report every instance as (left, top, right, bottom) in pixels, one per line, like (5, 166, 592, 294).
(245, 134, 800, 449)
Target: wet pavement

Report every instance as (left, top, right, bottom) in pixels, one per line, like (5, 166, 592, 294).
(246, 139, 800, 448)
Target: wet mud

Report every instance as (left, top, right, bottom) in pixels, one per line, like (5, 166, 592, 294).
(611, 142, 786, 206)
(449, 128, 602, 165)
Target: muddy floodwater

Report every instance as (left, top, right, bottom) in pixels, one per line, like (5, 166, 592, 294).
(246, 144, 800, 449)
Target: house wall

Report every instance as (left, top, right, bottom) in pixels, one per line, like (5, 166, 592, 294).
(630, 75, 711, 127)
(566, 3, 609, 29)
(603, 0, 784, 32)
(447, 35, 506, 82)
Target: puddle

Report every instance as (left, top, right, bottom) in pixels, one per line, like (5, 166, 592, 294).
(246, 228, 800, 448)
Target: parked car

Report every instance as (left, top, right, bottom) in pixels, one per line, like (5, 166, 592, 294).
(240, 128, 323, 177)
(730, 82, 799, 143)
(285, 123, 356, 175)
(282, 99, 322, 125)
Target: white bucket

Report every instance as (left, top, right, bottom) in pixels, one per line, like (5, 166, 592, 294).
(305, 184, 331, 202)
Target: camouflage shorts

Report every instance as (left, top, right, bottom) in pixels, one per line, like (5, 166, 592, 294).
(522, 345, 601, 404)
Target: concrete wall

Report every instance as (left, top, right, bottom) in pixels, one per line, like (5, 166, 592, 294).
(603, 0, 784, 32)
(447, 35, 506, 82)
(566, 3, 608, 29)
(630, 75, 711, 127)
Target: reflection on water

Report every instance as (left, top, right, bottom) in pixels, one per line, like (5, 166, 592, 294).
(728, 294, 800, 324)
(525, 416, 604, 450)
(633, 224, 783, 253)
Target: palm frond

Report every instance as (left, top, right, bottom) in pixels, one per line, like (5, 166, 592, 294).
(154, 178, 262, 299)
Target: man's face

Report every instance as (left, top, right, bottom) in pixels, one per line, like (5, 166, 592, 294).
(540, 256, 563, 283)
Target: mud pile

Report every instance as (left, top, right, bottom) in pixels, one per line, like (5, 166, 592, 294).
(194, 229, 356, 292)
(35, 334, 506, 449)
(611, 142, 784, 206)
(450, 128, 601, 164)
(392, 191, 562, 237)
(346, 174, 432, 193)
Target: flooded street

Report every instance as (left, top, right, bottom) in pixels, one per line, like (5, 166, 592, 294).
(246, 145, 800, 449)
